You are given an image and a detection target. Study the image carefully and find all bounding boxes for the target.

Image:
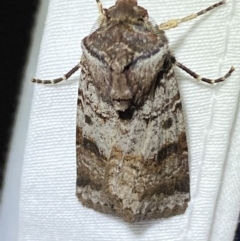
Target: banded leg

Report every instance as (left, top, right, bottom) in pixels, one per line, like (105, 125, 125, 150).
(174, 59, 234, 84)
(31, 63, 80, 84)
(159, 0, 225, 31)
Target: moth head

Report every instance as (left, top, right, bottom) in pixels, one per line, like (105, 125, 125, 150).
(101, 0, 149, 23)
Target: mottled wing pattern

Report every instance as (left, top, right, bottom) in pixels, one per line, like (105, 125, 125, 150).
(76, 55, 190, 223)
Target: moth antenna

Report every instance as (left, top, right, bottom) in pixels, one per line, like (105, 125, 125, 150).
(96, 0, 105, 18)
(159, 1, 226, 31)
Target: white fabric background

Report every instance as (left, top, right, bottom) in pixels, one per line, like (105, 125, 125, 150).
(0, 1, 49, 241)
(19, 0, 240, 240)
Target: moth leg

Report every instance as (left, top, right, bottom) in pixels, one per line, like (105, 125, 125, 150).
(159, 0, 225, 31)
(175, 59, 234, 84)
(31, 63, 80, 84)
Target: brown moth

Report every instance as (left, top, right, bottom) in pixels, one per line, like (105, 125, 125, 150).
(32, 0, 234, 223)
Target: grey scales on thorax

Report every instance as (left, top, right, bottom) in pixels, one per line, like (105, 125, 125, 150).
(32, 0, 234, 223)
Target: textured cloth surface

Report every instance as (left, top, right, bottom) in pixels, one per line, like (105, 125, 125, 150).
(19, 0, 240, 240)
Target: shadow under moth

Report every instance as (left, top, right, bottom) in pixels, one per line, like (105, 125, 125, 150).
(32, 0, 234, 223)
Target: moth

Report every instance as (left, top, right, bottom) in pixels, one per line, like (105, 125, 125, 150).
(32, 0, 234, 223)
